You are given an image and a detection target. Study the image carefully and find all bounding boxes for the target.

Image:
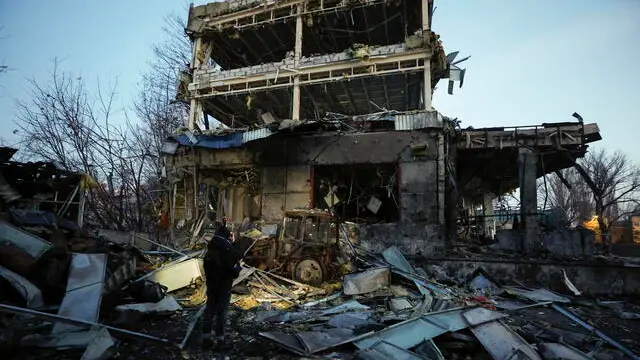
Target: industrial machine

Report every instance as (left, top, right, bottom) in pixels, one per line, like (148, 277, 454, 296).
(241, 209, 346, 285)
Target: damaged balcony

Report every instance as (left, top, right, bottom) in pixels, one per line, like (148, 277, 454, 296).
(456, 122, 602, 202)
(190, 43, 442, 125)
(187, 0, 433, 70)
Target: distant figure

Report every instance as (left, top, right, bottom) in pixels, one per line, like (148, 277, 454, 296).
(512, 215, 520, 231)
(201, 218, 242, 345)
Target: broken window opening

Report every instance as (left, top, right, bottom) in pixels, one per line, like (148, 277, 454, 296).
(313, 164, 399, 224)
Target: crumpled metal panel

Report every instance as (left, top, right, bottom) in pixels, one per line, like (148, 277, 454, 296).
(382, 246, 414, 274)
(53, 253, 107, 334)
(81, 327, 115, 360)
(320, 300, 370, 316)
(357, 341, 425, 360)
(259, 332, 307, 356)
(343, 267, 391, 295)
(328, 313, 377, 329)
(470, 320, 541, 360)
(296, 328, 354, 353)
(0, 265, 44, 309)
(242, 128, 273, 143)
(0, 221, 52, 259)
(115, 296, 182, 313)
(147, 258, 203, 292)
(355, 307, 507, 350)
(552, 304, 640, 360)
(538, 343, 594, 360)
(394, 111, 443, 130)
(505, 287, 570, 303)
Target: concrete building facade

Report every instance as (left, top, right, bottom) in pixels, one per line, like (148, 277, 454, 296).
(163, 0, 602, 256)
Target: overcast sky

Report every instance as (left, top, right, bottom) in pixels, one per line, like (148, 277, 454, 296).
(1, 0, 639, 162)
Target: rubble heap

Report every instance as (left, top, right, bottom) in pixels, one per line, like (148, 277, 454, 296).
(2, 211, 640, 360)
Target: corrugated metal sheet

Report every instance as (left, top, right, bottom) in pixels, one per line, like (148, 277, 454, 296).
(175, 133, 243, 149)
(394, 112, 443, 130)
(242, 128, 273, 143)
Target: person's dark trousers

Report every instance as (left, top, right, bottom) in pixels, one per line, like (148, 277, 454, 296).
(202, 275, 233, 337)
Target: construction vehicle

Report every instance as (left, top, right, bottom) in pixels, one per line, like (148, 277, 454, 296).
(239, 209, 354, 285)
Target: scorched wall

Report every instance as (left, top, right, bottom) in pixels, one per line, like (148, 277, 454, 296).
(164, 129, 448, 255)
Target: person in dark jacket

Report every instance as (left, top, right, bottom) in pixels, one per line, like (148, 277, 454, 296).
(201, 218, 242, 343)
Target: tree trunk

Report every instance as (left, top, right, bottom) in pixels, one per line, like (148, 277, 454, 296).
(595, 199, 610, 253)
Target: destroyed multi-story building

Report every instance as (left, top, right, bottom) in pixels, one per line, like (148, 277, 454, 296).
(162, 0, 602, 255)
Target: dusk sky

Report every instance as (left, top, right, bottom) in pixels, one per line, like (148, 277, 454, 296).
(1, 0, 639, 162)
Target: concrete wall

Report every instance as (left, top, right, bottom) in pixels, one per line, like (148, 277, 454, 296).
(358, 223, 446, 256)
(493, 229, 595, 257)
(427, 258, 640, 297)
(166, 130, 448, 254)
(260, 165, 311, 222)
(399, 161, 439, 223)
(251, 131, 439, 166)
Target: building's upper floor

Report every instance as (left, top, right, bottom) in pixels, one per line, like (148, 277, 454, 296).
(186, 0, 436, 70)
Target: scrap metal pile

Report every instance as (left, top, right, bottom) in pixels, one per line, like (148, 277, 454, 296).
(2, 212, 640, 360)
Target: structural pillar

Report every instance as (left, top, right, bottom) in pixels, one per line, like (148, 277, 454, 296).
(421, 0, 432, 110)
(518, 147, 538, 252)
(482, 193, 494, 239)
(291, 4, 303, 120)
(187, 37, 204, 130)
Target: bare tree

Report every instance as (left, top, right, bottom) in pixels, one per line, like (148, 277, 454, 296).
(126, 11, 192, 233)
(581, 149, 640, 249)
(133, 11, 190, 172)
(543, 168, 593, 224)
(14, 61, 157, 231)
(12, 10, 193, 233)
(540, 149, 640, 250)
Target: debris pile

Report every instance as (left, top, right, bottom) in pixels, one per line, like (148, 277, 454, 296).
(2, 208, 640, 360)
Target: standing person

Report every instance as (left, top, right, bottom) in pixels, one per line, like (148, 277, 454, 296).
(201, 217, 242, 345)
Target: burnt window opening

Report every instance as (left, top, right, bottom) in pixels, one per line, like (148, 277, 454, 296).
(313, 164, 399, 223)
(282, 214, 336, 244)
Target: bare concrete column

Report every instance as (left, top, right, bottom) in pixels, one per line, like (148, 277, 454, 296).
(187, 37, 203, 129)
(291, 4, 303, 120)
(421, 0, 432, 110)
(482, 193, 494, 238)
(518, 147, 538, 252)
(437, 133, 446, 224)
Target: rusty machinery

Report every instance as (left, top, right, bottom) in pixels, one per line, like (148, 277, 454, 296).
(242, 209, 343, 285)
